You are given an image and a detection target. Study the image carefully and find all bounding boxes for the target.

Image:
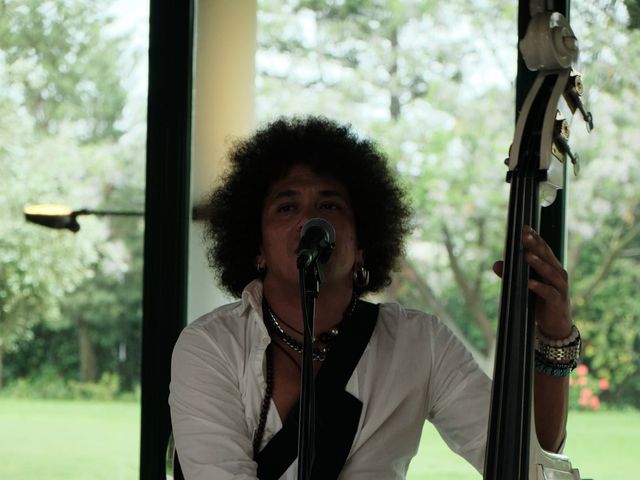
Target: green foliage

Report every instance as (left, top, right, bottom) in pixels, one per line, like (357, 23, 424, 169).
(4, 316, 141, 393)
(0, 367, 132, 401)
(0, 128, 108, 356)
(616, 366, 640, 408)
(573, 249, 639, 376)
(3, 323, 80, 381)
(257, 0, 640, 401)
(0, 0, 146, 391)
(566, 0, 640, 403)
(1, 366, 70, 400)
(67, 373, 121, 400)
(625, 0, 640, 29)
(258, 0, 518, 361)
(0, 0, 127, 142)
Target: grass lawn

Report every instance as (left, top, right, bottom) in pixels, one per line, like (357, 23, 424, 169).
(0, 398, 637, 479)
(0, 398, 140, 480)
(407, 409, 640, 480)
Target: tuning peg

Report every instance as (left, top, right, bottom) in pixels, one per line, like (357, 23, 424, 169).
(553, 132, 580, 176)
(565, 72, 594, 132)
(572, 153, 580, 176)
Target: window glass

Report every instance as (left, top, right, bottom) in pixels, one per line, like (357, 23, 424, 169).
(256, 1, 640, 478)
(0, 1, 148, 478)
(257, 0, 515, 365)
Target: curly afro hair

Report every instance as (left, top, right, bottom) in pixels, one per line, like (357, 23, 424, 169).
(205, 116, 413, 298)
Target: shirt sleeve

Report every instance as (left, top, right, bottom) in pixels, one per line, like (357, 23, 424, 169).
(425, 320, 492, 474)
(169, 324, 259, 480)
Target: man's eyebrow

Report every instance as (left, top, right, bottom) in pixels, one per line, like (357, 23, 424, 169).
(269, 188, 346, 200)
(270, 189, 298, 200)
(318, 189, 346, 198)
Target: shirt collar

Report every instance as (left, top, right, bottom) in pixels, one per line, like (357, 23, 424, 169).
(238, 279, 269, 337)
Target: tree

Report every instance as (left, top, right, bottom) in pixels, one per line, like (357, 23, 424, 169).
(0, 0, 127, 141)
(566, 0, 640, 405)
(0, 98, 107, 387)
(0, 0, 145, 389)
(256, 0, 640, 400)
(258, 0, 517, 369)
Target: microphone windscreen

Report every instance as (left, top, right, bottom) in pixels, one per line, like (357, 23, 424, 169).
(300, 218, 336, 243)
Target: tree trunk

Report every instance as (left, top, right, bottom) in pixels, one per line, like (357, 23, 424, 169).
(388, 26, 401, 121)
(77, 317, 98, 382)
(0, 345, 4, 390)
(390, 258, 493, 373)
(442, 224, 495, 351)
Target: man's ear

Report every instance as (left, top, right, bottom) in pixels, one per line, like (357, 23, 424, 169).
(256, 249, 265, 270)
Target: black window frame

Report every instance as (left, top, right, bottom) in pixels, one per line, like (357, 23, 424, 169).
(140, 1, 194, 478)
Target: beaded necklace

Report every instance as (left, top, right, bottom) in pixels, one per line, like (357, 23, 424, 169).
(253, 296, 357, 458)
(253, 343, 274, 458)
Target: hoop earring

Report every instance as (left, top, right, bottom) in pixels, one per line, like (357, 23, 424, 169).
(353, 263, 370, 291)
(256, 262, 266, 275)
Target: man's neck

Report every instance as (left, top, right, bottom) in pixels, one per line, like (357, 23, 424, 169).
(263, 277, 354, 334)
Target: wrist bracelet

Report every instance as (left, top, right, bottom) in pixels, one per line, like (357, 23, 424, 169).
(534, 355, 577, 377)
(536, 324, 580, 347)
(535, 324, 581, 366)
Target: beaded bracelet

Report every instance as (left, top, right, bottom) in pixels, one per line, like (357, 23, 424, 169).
(534, 352, 578, 377)
(536, 324, 580, 346)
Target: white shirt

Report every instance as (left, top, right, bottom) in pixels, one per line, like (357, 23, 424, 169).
(169, 280, 491, 479)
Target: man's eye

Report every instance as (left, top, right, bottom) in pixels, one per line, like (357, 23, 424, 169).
(320, 203, 340, 210)
(276, 204, 295, 213)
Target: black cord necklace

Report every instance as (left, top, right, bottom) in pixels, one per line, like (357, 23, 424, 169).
(253, 296, 358, 457)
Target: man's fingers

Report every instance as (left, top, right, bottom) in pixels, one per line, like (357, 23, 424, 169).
(493, 260, 504, 278)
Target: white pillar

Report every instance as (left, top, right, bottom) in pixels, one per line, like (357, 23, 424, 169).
(188, 1, 257, 322)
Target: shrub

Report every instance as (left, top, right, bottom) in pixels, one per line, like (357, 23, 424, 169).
(569, 363, 609, 411)
(67, 373, 120, 401)
(0, 369, 136, 401)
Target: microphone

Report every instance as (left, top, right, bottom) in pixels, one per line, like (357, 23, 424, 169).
(296, 218, 336, 269)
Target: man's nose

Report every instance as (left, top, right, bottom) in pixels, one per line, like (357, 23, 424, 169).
(296, 206, 321, 232)
(297, 215, 311, 233)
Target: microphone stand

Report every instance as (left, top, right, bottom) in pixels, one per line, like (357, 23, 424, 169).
(296, 257, 323, 480)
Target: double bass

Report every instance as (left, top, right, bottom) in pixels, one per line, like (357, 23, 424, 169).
(484, 1, 593, 479)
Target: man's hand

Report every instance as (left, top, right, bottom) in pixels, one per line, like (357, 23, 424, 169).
(492, 224, 572, 340)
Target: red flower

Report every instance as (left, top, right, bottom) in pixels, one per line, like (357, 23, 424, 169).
(575, 364, 589, 376)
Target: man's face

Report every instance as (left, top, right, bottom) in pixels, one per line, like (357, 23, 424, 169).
(259, 164, 363, 292)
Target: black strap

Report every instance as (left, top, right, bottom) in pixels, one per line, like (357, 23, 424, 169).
(256, 300, 379, 480)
